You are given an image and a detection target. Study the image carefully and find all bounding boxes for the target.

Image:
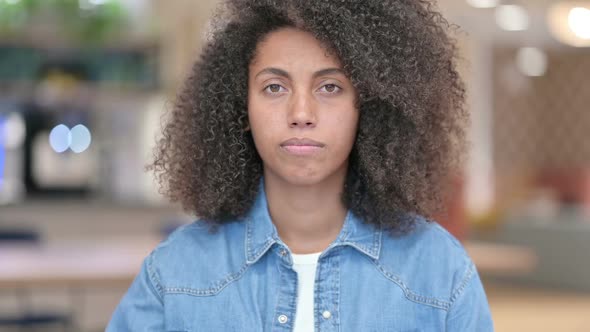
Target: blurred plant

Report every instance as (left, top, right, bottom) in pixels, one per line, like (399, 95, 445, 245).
(0, 0, 128, 44)
(0, 0, 37, 33)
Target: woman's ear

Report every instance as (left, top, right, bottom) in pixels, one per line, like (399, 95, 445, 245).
(241, 114, 251, 132)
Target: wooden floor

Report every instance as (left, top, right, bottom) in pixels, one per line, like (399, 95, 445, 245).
(485, 280, 590, 332)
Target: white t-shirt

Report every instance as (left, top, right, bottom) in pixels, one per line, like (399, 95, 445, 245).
(291, 251, 322, 332)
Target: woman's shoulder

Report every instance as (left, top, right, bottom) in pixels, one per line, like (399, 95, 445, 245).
(145, 220, 248, 290)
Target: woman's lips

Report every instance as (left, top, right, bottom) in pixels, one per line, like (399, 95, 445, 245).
(281, 145, 323, 155)
(280, 137, 325, 156)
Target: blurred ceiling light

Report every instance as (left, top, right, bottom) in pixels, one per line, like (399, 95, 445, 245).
(89, 0, 110, 5)
(495, 4, 530, 31)
(548, 2, 590, 47)
(516, 47, 548, 77)
(568, 7, 590, 39)
(69, 125, 92, 153)
(466, 0, 499, 9)
(49, 124, 71, 153)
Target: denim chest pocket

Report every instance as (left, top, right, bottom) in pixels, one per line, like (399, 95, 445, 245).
(338, 267, 450, 332)
(163, 292, 265, 331)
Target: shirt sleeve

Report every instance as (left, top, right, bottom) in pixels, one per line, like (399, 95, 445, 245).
(446, 263, 495, 331)
(106, 252, 165, 332)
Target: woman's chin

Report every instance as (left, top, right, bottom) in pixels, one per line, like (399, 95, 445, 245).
(266, 168, 327, 187)
(284, 176, 323, 187)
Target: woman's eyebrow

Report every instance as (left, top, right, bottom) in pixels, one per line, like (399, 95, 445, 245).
(254, 67, 345, 80)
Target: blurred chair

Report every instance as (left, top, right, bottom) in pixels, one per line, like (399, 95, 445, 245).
(535, 167, 590, 209)
(0, 228, 73, 332)
(0, 229, 40, 243)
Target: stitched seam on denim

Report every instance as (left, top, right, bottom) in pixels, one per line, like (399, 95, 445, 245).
(373, 229, 382, 259)
(334, 250, 342, 330)
(271, 260, 284, 331)
(246, 217, 253, 262)
(340, 212, 352, 241)
(449, 262, 475, 306)
(250, 239, 275, 264)
(146, 253, 164, 303)
(315, 249, 342, 331)
(315, 252, 323, 331)
(163, 262, 250, 296)
(372, 260, 451, 310)
(340, 242, 379, 260)
(290, 268, 297, 329)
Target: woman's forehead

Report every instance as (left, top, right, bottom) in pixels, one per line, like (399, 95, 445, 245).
(250, 27, 342, 70)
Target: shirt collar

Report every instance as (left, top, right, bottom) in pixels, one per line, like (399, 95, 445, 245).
(245, 177, 382, 264)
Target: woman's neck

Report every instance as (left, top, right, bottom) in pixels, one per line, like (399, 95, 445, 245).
(263, 168, 348, 254)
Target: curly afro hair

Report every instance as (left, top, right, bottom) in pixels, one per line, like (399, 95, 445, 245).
(149, 0, 468, 234)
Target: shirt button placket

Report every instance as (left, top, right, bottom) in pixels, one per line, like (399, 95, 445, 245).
(316, 248, 341, 331)
(274, 244, 296, 330)
(277, 314, 289, 324)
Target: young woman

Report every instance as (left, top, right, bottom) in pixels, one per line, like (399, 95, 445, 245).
(107, 0, 494, 330)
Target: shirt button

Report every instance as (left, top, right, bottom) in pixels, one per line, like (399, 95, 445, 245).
(278, 314, 289, 324)
(279, 249, 287, 256)
(322, 310, 332, 319)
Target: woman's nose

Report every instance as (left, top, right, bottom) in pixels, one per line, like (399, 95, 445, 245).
(288, 91, 317, 128)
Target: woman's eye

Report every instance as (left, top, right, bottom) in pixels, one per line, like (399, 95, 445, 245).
(319, 84, 342, 94)
(263, 83, 341, 95)
(264, 84, 286, 94)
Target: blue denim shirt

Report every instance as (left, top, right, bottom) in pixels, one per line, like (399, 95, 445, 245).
(107, 181, 493, 331)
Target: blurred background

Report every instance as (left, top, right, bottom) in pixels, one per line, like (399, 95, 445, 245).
(0, 0, 588, 331)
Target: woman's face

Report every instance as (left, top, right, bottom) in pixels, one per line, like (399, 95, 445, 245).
(248, 27, 359, 187)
